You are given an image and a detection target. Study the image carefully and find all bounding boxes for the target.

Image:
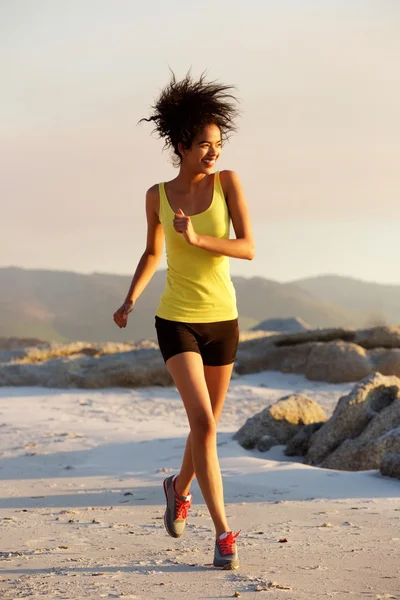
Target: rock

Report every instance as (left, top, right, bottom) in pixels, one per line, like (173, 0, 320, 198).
(380, 453, 400, 479)
(75, 349, 170, 388)
(305, 373, 400, 466)
(304, 341, 373, 383)
(3, 325, 400, 389)
(236, 326, 400, 384)
(234, 395, 327, 450)
(271, 325, 400, 350)
(235, 334, 399, 385)
(373, 349, 400, 378)
(273, 328, 355, 347)
(256, 435, 277, 452)
(0, 347, 172, 388)
(354, 326, 400, 349)
(284, 422, 325, 456)
(322, 426, 400, 471)
(235, 340, 313, 376)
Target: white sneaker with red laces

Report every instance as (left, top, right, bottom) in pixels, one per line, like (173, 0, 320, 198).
(163, 475, 192, 538)
(213, 531, 240, 569)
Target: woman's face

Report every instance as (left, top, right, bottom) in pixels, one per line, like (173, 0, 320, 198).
(180, 123, 222, 174)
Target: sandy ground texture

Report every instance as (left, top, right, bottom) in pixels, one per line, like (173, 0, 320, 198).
(0, 371, 399, 599)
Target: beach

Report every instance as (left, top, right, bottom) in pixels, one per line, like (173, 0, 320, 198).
(0, 371, 399, 599)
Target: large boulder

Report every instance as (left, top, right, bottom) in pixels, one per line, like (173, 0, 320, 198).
(304, 341, 373, 383)
(305, 373, 400, 466)
(235, 341, 314, 376)
(234, 394, 327, 451)
(373, 349, 400, 378)
(321, 427, 400, 471)
(380, 453, 400, 479)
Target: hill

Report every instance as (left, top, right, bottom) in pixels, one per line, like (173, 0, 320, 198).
(294, 274, 400, 326)
(0, 267, 387, 342)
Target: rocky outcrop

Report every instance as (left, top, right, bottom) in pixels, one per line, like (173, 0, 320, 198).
(237, 373, 400, 479)
(353, 328, 400, 349)
(2, 325, 400, 388)
(0, 339, 158, 364)
(321, 426, 400, 471)
(0, 347, 171, 388)
(235, 326, 400, 383)
(234, 395, 327, 451)
(304, 373, 400, 466)
(272, 326, 400, 349)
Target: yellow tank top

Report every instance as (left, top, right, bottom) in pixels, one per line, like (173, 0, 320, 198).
(156, 172, 238, 323)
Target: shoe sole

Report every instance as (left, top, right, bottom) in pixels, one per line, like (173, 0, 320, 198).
(163, 478, 181, 539)
(213, 558, 239, 570)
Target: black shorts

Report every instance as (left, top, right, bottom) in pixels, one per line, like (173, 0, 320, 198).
(155, 316, 239, 367)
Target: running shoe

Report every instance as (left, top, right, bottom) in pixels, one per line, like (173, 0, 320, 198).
(213, 531, 240, 569)
(163, 475, 192, 538)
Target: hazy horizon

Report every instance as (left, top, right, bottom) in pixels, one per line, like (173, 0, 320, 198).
(2, 1, 400, 284)
(3, 263, 400, 290)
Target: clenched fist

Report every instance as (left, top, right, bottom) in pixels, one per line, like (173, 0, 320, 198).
(173, 208, 199, 246)
(113, 301, 134, 328)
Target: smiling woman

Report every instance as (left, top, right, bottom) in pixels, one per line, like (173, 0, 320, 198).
(113, 71, 255, 570)
(140, 72, 239, 167)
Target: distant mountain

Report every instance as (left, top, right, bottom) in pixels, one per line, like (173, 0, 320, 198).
(293, 275, 400, 326)
(251, 317, 310, 333)
(0, 267, 392, 342)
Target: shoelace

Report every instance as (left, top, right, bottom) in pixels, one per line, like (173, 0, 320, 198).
(217, 531, 240, 556)
(175, 496, 191, 520)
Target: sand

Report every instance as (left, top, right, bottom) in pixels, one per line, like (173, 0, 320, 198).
(0, 371, 399, 599)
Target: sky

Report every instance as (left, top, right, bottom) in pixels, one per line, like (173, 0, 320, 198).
(1, 0, 400, 284)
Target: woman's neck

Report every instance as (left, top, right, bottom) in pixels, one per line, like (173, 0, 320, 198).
(174, 165, 207, 191)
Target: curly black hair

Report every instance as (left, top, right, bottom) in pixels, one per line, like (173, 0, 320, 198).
(140, 71, 239, 165)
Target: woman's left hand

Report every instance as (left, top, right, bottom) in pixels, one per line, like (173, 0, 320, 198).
(173, 209, 199, 245)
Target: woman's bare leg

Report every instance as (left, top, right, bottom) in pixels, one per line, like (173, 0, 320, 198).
(175, 362, 234, 497)
(165, 352, 232, 537)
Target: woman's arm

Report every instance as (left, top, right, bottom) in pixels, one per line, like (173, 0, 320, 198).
(173, 170, 255, 260)
(124, 185, 165, 304)
(114, 185, 164, 328)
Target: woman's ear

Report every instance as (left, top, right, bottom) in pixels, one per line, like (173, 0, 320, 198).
(177, 142, 185, 157)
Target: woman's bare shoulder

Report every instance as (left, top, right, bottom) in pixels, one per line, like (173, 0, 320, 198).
(146, 183, 161, 214)
(218, 170, 241, 195)
(146, 183, 160, 197)
(219, 169, 239, 182)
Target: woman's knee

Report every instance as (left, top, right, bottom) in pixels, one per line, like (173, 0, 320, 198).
(190, 414, 216, 440)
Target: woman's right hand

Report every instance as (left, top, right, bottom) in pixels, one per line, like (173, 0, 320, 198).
(113, 301, 134, 328)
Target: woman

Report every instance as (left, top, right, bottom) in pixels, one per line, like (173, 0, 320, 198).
(113, 72, 254, 570)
